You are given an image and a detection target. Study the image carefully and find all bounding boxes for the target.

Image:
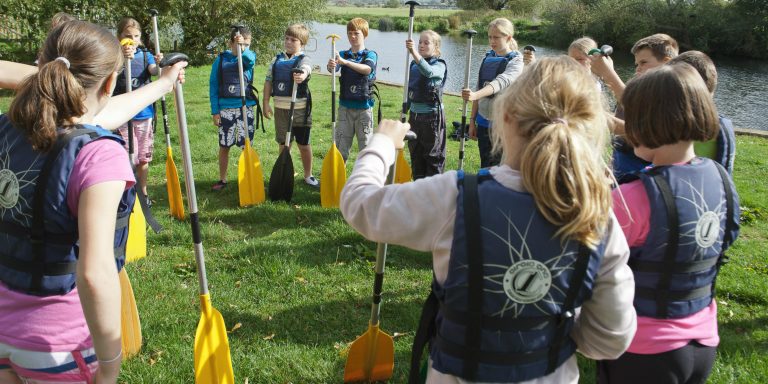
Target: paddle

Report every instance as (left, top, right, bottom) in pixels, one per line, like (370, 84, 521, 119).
(161, 52, 235, 384)
(320, 34, 347, 208)
(119, 267, 142, 358)
(120, 38, 148, 264)
(394, 0, 420, 184)
(232, 25, 266, 207)
(458, 29, 477, 171)
(149, 9, 185, 220)
(268, 68, 303, 202)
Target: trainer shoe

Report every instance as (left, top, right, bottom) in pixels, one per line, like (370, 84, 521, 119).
(304, 175, 319, 187)
(144, 194, 153, 208)
(211, 180, 227, 191)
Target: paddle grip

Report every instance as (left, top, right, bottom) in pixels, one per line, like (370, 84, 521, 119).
(404, 130, 417, 141)
(190, 212, 202, 244)
(524, 45, 536, 52)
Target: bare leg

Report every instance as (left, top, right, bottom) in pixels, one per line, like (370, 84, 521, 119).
(218, 147, 230, 182)
(0, 370, 23, 384)
(298, 144, 313, 178)
(137, 162, 149, 196)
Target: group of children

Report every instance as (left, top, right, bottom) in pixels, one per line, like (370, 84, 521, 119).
(0, 11, 743, 384)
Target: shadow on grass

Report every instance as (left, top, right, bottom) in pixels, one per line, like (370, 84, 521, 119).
(719, 315, 768, 354)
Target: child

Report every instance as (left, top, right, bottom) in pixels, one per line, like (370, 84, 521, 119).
(669, 51, 737, 175)
(462, 18, 524, 168)
(209, 25, 256, 191)
(598, 63, 740, 384)
(341, 56, 636, 383)
(405, 30, 447, 179)
(590, 33, 679, 183)
(0, 20, 185, 383)
(568, 36, 602, 91)
(326, 18, 378, 162)
(113, 17, 161, 206)
(263, 24, 317, 187)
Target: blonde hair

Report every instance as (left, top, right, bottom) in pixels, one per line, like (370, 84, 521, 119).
(491, 56, 611, 248)
(117, 17, 141, 39)
(568, 37, 597, 55)
(9, 21, 122, 152)
(286, 24, 309, 46)
(347, 18, 369, 37)
(420, 30, 441, 57)
(488, 18, 518, 51)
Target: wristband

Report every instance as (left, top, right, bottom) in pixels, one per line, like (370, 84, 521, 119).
(98, 350, 122, 364)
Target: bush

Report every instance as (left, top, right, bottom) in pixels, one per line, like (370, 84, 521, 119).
(448, 15, 462, 30)
(378, 17, 394, 32)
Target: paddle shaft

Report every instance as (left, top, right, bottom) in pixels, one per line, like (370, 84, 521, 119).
(459, 31, 476, 170)
(149, 11, 173, 148)
(400, 3, 418, 124)
(124, 55, 136, 165)
(285, 69, 301, 146)
(235, 32, 249, 145)
(173, 80, 210, 296)
(330, 37, 338, 144)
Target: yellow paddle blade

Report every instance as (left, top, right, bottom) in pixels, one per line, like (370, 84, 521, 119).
(125, 192, 147, 263)
(394, 149, 412, 184)
(238, 137, 266, 207)
(320, 143, 347, 208)
(343, 323, 394, 383)
(120, 268, 142, 358)
(195, 294, 235, 384)
(166, 146, 185, 220)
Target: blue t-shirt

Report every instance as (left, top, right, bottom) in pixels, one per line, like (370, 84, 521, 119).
(133, 52, 156, 120)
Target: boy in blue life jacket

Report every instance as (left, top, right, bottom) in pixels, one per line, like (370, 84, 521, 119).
(326, 17, 378, 162)
(590, 33, 678, 183)
(113, 17, 161, 206)
(263, 24, 317, 187)
(669, 51, 737, 175)
(209, 25, 257, 191)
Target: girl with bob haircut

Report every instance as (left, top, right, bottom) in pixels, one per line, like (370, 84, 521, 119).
(341, 56, 636, 383)
(598, 63, 740, 383)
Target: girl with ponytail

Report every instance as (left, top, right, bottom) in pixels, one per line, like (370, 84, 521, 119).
(0, 20, 185, 384)
(340, 56, 636, 383)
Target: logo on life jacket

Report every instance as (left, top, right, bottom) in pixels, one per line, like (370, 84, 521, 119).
(0, 169, 19, 209)
(277, 83, 286, 92)
(228, 85, 237, 94)
(503, 259, 552, 304)
(131, 78, 140, 89)
(696, 211, 721, 248)
(349, 85, 358, 94)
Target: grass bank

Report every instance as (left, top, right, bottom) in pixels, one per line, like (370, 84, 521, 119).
(1, 65, 766, 383)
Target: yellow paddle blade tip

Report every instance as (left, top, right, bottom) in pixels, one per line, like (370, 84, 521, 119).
(120, 38, 135, 46)
(343, 328, 394, 383)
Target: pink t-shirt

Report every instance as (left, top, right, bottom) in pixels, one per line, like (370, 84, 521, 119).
(613, 178, 719, 355)
(0, 138, 134, 352)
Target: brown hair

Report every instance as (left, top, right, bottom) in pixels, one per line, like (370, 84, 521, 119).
(8, 21, 122, 152)
(229, 25, 252, 42)
(347, 18, 369, 37)
(631, 33, 679, 62)
(50, 12, 77, 31)
(286, 24, 309, 46)
(491, 56, 612, 248)
(622, 64, 719, 149)
(668, 50, 717, 94)
(117, 17, 142, 39)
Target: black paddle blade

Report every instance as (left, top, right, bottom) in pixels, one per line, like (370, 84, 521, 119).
(268, 149, 294, 202)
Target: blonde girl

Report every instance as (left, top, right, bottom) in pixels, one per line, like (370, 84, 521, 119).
(569, 37, 603, 92)
(462, 17, 524, 168)
(405, 29, 448, 179)
(341, 56, 636, 383)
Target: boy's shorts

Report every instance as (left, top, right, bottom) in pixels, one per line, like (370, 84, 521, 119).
(274, 107, 312, 146)
(117, 118, 154, 164)
(0, 342, 98, 383)
(219, 107, 255, 148)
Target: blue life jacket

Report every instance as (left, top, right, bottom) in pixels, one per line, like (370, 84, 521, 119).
(409, 170, 604, 383)
(477, 50, 518, 97)
(339, 49, 376, 101)
(408, 57, 447, 105)
(218, 52, 256, 100)
(630, 158, 739, 319)
(270, 53, 309, 98)
(0, 117, 134, 296)
(716, 115, 736, 175)
(114, 47, 151, 95)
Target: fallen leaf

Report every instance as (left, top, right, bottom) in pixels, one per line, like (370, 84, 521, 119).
(296, 277, 307, 284)
(235, 280, 241, 288)
(229, 323, 242, 333)
(263, 333, 276, 340)
(393, 332, 410, 339)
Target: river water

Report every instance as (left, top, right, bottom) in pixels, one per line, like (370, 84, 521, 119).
(308, 22, 768, 131)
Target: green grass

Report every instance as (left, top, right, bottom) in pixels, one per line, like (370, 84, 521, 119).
(1, 65, 768, 383)
(324, 5, 459, 17)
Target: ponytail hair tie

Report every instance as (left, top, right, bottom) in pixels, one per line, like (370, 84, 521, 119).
(551, 117, 568, 126)
(55, 56, 70, 69)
